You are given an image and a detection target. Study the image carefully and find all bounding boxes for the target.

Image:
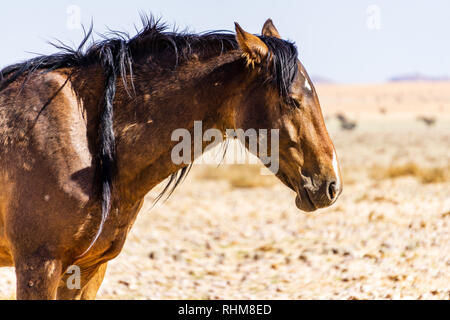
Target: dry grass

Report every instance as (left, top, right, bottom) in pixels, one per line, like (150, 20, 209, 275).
(340, 166, 360, 185)
(195, 164, 279, 189)
(370, 162, 450, 184)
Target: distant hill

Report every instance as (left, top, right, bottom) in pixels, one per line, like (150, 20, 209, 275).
(389, 73, 450, 82)
(311, 76, 335, 84)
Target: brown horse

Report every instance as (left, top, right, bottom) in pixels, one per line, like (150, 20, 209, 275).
(0, 17, 342, 300)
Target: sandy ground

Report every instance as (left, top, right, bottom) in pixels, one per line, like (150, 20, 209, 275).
(0, 82, 449, 300)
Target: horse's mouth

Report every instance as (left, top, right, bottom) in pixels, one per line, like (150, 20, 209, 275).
(276, 171, 317, 212)
(295, 188, 317, 212)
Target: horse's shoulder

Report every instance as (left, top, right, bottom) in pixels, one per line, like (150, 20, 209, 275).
(38, 70, 78, 104)
(11, 70, 96, 203)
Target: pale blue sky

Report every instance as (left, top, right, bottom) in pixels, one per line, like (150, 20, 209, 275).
(1, 0, 449, 83)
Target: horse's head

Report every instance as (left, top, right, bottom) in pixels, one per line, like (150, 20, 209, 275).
(233, 20, 342, 212)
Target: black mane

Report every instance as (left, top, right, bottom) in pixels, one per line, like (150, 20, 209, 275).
(1, 15, 298, 96)
(0, 15, 299, 256)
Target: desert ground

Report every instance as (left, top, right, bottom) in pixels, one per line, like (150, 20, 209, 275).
(0, 82, 449, 300)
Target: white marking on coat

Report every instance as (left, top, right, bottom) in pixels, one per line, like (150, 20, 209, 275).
(333, 151, 341, 189)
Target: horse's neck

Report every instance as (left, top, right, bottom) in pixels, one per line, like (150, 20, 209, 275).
(111, 51, 245, 203)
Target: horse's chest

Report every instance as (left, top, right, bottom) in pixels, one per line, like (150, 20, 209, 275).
(102, 227, 130, 260)
(93, 201, 144, 261)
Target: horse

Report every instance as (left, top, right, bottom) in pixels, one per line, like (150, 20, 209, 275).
(0, 16, 342, 300)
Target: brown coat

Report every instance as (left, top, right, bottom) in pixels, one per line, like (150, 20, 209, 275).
(0, 18, 341, 299)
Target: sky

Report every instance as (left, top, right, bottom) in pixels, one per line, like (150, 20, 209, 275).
(1, 0, 449, 83)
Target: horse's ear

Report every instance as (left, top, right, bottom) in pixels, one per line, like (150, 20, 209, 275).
(235, 22, 269, 68)
(262, 19, 282, 39)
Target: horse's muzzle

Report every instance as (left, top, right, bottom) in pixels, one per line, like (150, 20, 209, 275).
(296, 177, 342, 212)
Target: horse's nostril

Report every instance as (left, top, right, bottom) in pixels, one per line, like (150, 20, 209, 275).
(327, 181, 338, 201)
